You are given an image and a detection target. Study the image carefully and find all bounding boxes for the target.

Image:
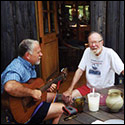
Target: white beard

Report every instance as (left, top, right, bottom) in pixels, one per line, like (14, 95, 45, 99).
(91, 47, 102, 55)
(35, 57, 41, 65)
(35, 60, 41, 65)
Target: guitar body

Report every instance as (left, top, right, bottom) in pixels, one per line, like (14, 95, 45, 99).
(9, 78, 47, 123)
(2, 68, 67, 123)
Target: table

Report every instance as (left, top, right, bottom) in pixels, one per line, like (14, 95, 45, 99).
(59, 84, 124, 124)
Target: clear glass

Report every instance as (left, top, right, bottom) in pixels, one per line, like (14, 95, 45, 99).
(43, 12, 49, 34)
(50, 13, 55, 32)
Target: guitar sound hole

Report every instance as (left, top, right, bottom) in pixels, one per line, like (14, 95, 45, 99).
(22, 97, 36, 108)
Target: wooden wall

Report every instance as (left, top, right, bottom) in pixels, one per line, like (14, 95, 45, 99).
(1, 1, 38, 73)
(1, 1, 124, 74)
(91, 1, 124, 62)
(91, 1, 106, 41)
(106, 1, 124, 62)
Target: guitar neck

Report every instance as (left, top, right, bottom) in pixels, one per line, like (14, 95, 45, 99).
(39, 74, 64, 92)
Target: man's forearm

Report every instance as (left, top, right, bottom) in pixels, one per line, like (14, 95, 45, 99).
(4, 81, 34, 97)
(69, 68, 84, 91)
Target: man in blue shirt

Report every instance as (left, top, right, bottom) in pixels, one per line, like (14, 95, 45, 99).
(1, 39, 65, 124)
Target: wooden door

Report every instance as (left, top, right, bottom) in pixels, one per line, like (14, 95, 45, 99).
(37, 1, 59, 81)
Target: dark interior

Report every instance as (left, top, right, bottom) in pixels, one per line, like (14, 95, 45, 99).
(56, 1, 91, 71)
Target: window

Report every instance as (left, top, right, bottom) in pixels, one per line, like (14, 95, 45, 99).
(42, 1, 55, 34)
(65, 3, 90, 26)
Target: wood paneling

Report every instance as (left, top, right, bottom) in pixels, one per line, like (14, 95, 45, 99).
(90, 1, 124, 62)
(106, 1, 124, 62)
(44, 41, 58, 78)
(90, 1, 106, 41)
(118, 1, 124, 62)
(1, 1, 38, 73)
(106, 1, 120, 50)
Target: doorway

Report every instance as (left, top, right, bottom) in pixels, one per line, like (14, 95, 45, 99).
(56, 1, 91, 71)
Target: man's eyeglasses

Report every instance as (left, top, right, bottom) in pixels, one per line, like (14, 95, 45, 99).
(89, 39, 103, 45)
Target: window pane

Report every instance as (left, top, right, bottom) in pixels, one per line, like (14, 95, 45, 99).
(65, 5, 72, 21)
(49, 1, 54, 10)
(85, 5, 90, 24)
(78, 6, 83, 20)
(42, 1, 47, 10)
(50, 13, 55, 32)
(43, 12, 49, 34)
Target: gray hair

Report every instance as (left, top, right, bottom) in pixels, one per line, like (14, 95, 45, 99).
(18, 39, 39, 57)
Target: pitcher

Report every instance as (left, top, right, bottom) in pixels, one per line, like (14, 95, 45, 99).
(106, 89, 124, 112)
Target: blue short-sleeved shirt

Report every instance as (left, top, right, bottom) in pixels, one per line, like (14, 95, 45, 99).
(1, 56, 37, 93)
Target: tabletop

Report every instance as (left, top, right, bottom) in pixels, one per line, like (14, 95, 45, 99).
(59, 84, 124, 124)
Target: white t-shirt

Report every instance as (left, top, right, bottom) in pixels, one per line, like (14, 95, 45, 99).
(78, 46, 124, 89)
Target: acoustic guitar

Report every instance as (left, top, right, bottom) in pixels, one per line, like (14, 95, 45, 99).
(2, 68, 67, 123)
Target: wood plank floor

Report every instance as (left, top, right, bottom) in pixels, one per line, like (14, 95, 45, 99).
(58, 71, 86, 93)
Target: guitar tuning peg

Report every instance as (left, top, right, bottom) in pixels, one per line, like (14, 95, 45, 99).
(60, 68, 68, 81)
(61, 67, 68, 73)
(61, 68, 64, 72)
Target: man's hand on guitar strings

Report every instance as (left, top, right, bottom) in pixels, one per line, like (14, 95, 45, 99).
(47, 84, 57, 92)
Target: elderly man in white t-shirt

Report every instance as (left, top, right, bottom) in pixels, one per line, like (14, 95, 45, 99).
(62, 31, 124, 104)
